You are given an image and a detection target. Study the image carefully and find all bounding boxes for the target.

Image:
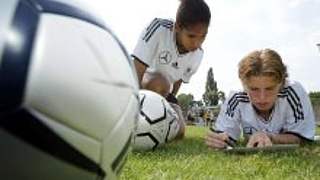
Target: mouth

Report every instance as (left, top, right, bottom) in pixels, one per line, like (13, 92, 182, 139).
(189, 48, 197, 52)
(255, 102, 269, 108)
(258, 103, 267, 106)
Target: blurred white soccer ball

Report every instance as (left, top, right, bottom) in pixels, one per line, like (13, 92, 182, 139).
(132, 90, 180, 151)
(0, 0, 139, 179)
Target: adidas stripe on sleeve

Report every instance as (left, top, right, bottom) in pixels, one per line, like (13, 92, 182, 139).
(279, 81, 316, 140)
(214, 91, 245, 140)
(133, 18, 173, 67)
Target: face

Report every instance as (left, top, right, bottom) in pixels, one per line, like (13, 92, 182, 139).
(175, 23, 208, 53)
(244, 76, 282, 113)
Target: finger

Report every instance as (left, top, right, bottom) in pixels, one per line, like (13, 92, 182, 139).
(208, 131, 228, 139)
(205, 137, 227, 149)
(205, 133, 216, 142)
(257, 141, 264, 148)
(246, 138, 255, 148)
(265, 139, 273, 147)
(205, 137, 225, 148)
(220, 132, 230, 142)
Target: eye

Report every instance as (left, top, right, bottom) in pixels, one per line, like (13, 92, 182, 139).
(266, 86, 278, 92)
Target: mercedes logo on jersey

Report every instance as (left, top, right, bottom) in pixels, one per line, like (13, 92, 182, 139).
(158, 50, 172, 64)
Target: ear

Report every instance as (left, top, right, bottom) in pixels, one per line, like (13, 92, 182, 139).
(174, 22, 182, 32)
(241, 81, 249, 92)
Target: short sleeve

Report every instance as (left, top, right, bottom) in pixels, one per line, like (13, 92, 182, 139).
(282, 81, 316, 140)
(132, 18, 169, 68)
(214, 91, 242, 140)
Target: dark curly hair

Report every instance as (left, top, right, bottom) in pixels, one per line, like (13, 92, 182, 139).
(176, 0, 211, 28)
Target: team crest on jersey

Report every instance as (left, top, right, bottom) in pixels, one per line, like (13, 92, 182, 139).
(158, 50, 172, 64)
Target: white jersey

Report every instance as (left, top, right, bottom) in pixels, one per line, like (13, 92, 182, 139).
(214, 80, 316, 141)
(132, 18, 203, 85)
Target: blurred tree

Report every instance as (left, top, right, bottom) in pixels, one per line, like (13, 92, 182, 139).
(177, 93, 194, 112)
(309, 91, 320, 106)
(203, 68, 224, 106)
(218, 91, 226, 104)
(309, 91, 320, 125)
(192, 100, 204, 107)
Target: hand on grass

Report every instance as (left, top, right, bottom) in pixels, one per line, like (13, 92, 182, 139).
(205, 131, 230, 149)
(246, 132, 272, 148)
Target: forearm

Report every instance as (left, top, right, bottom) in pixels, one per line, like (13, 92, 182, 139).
(133, 58, 147, 87)
(171, 80, 182, 95)
(268, 133, 301, 144)
(170, 103, 185, 140)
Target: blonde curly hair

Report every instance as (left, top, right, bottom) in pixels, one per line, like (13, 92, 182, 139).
(238, 48, 288, 85)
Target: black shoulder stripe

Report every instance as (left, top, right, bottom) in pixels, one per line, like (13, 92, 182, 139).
(226, 92, 249, 117)
(229, 94, 249, 109)
(278, 86, 304, 122)
(287, 87, 304, 118)
(228, 93, 249, 109)
(226, 99, 249, 117)
(146, 18, 159, 31)
(284, 87, 304, 121)
(143, 21, 173, 42)
(142, 19, 173, 42)
(288, 86, 302, 107)
(143, 19, 162, 41)
(231, 99, 250, 112)
(227, 92, 248, 106)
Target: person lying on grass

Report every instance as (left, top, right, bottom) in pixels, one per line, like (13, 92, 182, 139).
(206, 48, 316, 149)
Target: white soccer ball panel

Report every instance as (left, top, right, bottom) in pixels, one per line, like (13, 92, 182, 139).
(133, 90, 180, 150)
(133, 134, 158, 151)
(24, 14, 138, 140)
(140, 93, 166, 122)
(101, 93, 138, 176)
(166, 116, 180, 142)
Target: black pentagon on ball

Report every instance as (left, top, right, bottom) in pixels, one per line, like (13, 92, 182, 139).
(140, 97, 167, 124)
(136, 132, 159, 150)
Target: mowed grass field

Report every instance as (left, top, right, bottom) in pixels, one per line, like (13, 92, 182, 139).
(121, 126, 320, 180)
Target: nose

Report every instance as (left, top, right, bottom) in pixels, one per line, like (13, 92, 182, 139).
(257, 90, 267, 101)
(191, 39, 203, 49)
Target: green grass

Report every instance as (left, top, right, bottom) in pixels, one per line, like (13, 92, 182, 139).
(120, 126, 320, 180)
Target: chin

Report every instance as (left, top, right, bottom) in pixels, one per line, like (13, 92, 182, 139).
(259, 106, 274, 112)
(254, 103, 273, 112)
